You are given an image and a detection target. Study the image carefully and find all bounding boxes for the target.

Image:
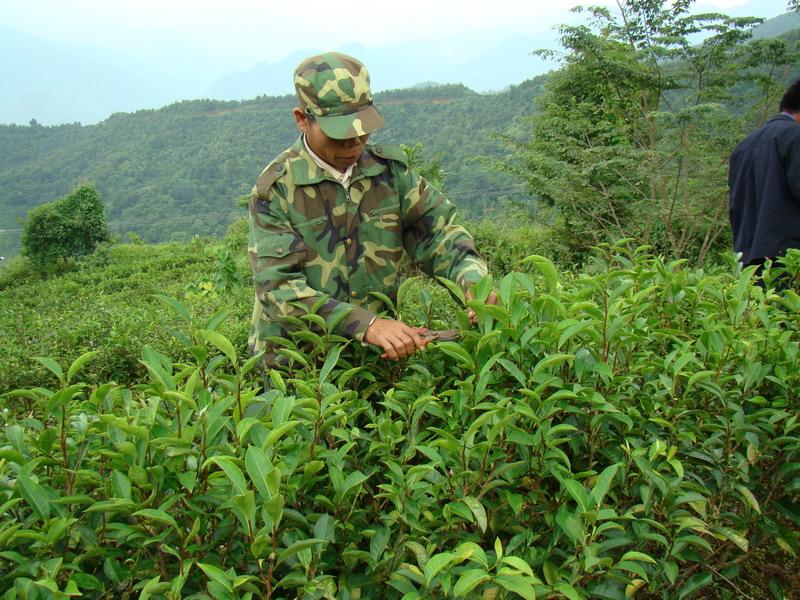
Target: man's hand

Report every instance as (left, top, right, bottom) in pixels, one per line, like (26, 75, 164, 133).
(364, 318, 429, 360)
(465, 289, 500, 325)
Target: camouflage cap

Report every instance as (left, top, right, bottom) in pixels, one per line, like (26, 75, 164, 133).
(294, 52, 384, 140)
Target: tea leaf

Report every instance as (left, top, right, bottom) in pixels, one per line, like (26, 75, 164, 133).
(233, 490, 256, 533)
(554, 582, 583, 600)
(33, 356, 63, 384)
(436, 341, 474, 370)
(662, 560, 679, 584)
(17, 475, 51, 521)
(495, 574, 536, 600)
(498, 358, 527, 387)
(133, 509, 179, 531)
(435, 276, 466, 305)
(590, 464, 619, 509)
(263, 420, 301, 449)
(66, 351, 98, 385)
(424, 552, 455, 586)
(111, 470, 132, 500)
(203, 456, 248, 495)
(200, 330, 237, 366)
(678, 572, 713, 599)
(369, 291, 397, 315)
(319, 344, 342, 386)
(276, 539, 325, 566)
(735, 484, 761, 514)
(711, 526, 749, 552)
(522, 254, 559, 291)
(244, 446, 273, 500)
(203, 307, 232, 332)
(454, 542, 487, 568)
(197, 563, 232, 592)
(463, 496, 488, 533)
(453, 568, 490, 596)
(500, 556, 535, 577)
(563, 479, 589, 513)
(618, 551, 656, 564)
(154, 294, 192, 323)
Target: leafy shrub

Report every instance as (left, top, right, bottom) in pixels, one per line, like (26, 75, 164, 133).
(0, 240, 250, 393)
(468, 211, 567, 276)
(0, 256, 37, 291)
(21, 184, 110, 272)
(1, 243, 798, 599)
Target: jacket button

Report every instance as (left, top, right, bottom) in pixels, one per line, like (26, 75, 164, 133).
(351, 291, 358, 298)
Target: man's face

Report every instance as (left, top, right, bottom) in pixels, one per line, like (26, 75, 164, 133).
(294, 109, 369, 171)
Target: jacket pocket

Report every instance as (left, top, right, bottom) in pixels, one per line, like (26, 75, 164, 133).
(256, 231, 303, 259)
(365, 204, 401, 232)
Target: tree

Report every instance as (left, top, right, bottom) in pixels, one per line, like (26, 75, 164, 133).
(21, 184, 110, 270)
(401, 142, 447, 190)
(499, 0, 788, 265)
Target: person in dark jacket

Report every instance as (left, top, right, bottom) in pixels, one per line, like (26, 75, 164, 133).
(728, 78, 800, 272)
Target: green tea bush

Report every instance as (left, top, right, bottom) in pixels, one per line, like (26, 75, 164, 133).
(0, 240, 251, 393)
(468, 214, 567, 276)
(1, 243, 798, 599)
(0, 256, 37, 291)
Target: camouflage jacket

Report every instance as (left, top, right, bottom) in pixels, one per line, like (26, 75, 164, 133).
(248, 136, 488, 356)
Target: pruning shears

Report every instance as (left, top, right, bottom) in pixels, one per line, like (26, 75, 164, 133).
(418, 328, 461, 342)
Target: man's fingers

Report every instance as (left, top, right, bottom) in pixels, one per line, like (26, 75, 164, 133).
(388, 338, 407, 360)
(407, 329, 426, 349)
(388, 330, 424, 360)
(378, 335, 407, 361)
(396, 332, 419, 356)
(365, 318, 430, 360)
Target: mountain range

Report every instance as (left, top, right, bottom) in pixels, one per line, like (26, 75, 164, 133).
(0, 24, 555, 126)
(2, 11, 798, 126)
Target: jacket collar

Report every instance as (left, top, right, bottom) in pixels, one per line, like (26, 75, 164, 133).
(287, 136, 387, 186)
(771, 113, 798, 124)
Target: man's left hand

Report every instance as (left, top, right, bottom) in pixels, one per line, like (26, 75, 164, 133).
(465, 289, 500, 325)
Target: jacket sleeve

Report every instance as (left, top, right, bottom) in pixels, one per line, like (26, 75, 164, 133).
(249, 182, 377, 341)
(397, 164, 489, 291)
(783, 132, 800, 204)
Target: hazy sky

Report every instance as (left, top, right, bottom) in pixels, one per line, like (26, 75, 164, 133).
(0, 0, 791, 70)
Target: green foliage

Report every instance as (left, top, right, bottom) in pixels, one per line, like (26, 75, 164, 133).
(468, 205, 568, 275)
(501, 1, 799, 266)
(0, 83, 539, 259)
(402, 143, 447, 190)
(0, 256, 37, 290)
(20, 184, 110, 271)
(0, 238, 250, 393)
(1, 243, 798, 598)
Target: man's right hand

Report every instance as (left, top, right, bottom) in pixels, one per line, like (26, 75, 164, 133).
(363, 318, 428, 361)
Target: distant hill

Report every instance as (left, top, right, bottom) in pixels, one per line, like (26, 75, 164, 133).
(0, 24, 246, 127)
(0, 25, 550, 126)
(751, 11, 800, 39)
(0, 25, 162, 126)
(2, 9, 795, 126)
(0, 79, 547, 258)
(206, 38, 552, 101)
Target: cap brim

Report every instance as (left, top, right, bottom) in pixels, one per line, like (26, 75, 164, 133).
(317, 104, 384, 140)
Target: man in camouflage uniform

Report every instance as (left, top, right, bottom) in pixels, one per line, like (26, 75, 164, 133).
(248, 52, 492, 362)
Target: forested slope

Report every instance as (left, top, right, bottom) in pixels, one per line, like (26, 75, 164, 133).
(0, 78, 546, 257)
